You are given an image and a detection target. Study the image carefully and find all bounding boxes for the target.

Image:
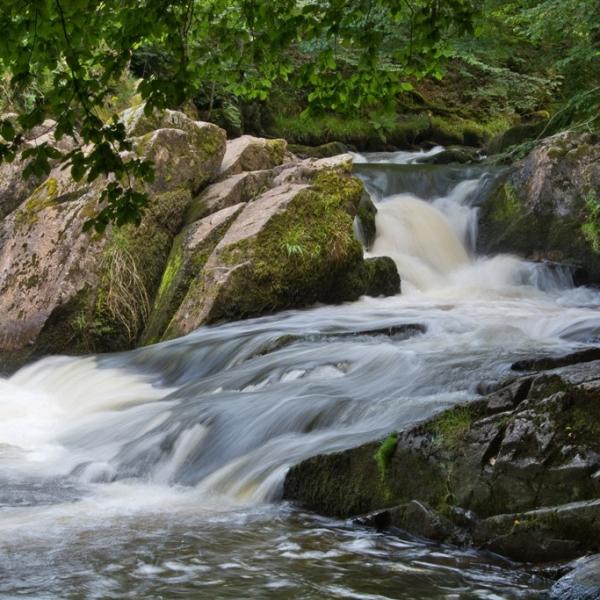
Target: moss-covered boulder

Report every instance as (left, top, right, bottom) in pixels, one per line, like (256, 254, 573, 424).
(219, 135, 289, 178)
(163, 168, 398, 340)
(478, 131, 600, 282)
(142, 202, 245, 345)
(288, 141, 350, 159)
(284, 357, 600, 562)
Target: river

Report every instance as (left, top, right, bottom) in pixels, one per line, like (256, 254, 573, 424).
(2, 149, 600, 598)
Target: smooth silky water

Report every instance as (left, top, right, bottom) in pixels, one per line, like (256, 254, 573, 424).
(3, 149, 600, 599)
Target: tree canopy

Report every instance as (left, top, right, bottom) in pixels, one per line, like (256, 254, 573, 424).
(0, 0, 476, 230)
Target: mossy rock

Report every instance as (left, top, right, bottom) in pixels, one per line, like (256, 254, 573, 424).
(288, 141, 350, 159)
(164, 168, 389, 339)
(355, 191, 377, 249)
(478, 132, 600, 282)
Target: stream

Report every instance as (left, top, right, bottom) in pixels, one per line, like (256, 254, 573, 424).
(2, 149, 600, 598)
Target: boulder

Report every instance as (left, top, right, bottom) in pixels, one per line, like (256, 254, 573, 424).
(163, 168, 394, 340)
(478, 131, 600, 282)
(185, 170, 273, 224)
(142, 202, 245, 344)
(0, 118, 77, 220)
(549, 555, 600, 600)
(0, 108, 224, 371)
(219, 135, 289, 178)
(283, 359, 600, 562)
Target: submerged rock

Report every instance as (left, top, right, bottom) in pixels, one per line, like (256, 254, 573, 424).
(283, 361, 600, 562)
(478, 131, 600, 282)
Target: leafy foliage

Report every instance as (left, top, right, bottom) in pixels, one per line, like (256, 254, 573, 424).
(0, 0, 477, 230)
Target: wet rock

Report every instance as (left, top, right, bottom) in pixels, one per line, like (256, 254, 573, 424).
(219, 135, 289, 178)
(548, 554, 600, 600)
(358, 501, 464, 544)
(283, 372, 600, 562)
(419, 145, 480, 165)
(512, 348, 600, 372)
(478, 131, 600, 282)
(363, 256, 401, 296)
(355, 191, 377, 249)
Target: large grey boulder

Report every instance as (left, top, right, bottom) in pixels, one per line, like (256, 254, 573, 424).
(0, 108, 226, 372)
(549, 555, 600, 600)
(479, 131, 600, 282)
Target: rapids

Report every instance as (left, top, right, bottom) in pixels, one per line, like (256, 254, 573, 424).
(2, 150, 600, 598)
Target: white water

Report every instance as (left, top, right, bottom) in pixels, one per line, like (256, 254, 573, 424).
(2, 150, 599, 598)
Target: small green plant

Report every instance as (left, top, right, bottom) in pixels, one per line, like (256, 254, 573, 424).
(428, 407, 473, 451)
(374, 432, 398, 479)
(283, 243, 304, 257)
(582, 191, 600, 252)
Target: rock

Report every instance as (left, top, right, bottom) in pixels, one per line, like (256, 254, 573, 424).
(355, 192, 377, 249)
(370, 501, 464, 544)
(549, 555, 600, 600)
(0, 119, 76, 221)
(133, 123, 226, 194)
(486, 119, 549, 155)
(219, 135, 289, 178)
(474, 500, 600, 563)
(364, 257, 400, 296)
(0, 107, 222, 370)
(185, 170, 273, 224)
(512, 348, 600, 372)
(288, 141, 350, 159)
(418, 145, 480, 165)
(163, 168, 392, 340)
(478, 131, 600, 282)
(142, 203, 245, 344)
(283, 369, 600, 562)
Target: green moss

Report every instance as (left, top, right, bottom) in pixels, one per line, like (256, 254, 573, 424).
(374, 433, 398, 479)
(581, 191, 600, 253)
(205, 169, 365, 323)
(14, 178, 59, 228)
(266, 139, 286, 164)
(427, 406, 473, 451)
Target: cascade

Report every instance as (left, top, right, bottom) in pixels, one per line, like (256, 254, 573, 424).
(2, 150, 600, 598)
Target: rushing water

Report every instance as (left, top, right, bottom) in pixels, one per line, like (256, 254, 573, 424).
(2, 150, 600, 599)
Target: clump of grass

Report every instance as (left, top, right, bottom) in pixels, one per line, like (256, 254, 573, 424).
(428, 406, 473, 451)
(98, 238, 150, 342)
